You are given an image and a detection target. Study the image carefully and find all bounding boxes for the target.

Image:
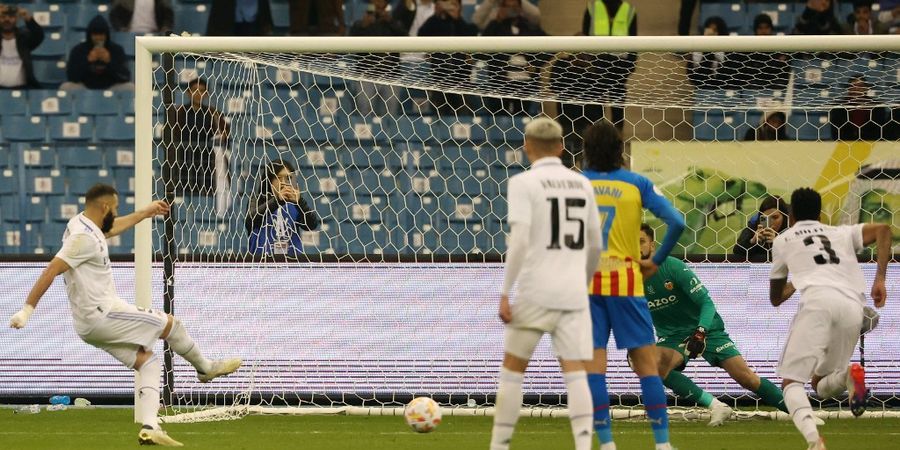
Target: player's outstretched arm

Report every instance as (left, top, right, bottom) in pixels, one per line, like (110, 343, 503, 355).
(861, 223, 891, 308)
(9, 257, 71, 329)
(106, 200, 170, 238)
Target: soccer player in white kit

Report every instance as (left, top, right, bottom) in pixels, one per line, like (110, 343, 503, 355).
(769, 188, 890, 450)
(9, 184, 242, 447)
(490, 118, 604, 450)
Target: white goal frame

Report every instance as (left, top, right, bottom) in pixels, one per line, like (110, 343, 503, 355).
(133, 35, 900, 422)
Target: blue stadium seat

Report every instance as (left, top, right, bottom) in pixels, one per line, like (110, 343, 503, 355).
(31, 32, 67, 59)
(692, 110, 744, 141)
(32, 60, 67, 87)
(789, 111, 832, 141)
(105, 147, 135, 168)
(95, 116, 135, 141)
(30, 5, 66, 30)
(440, 222, 495, 254)
(342, 116, 392, 143)
(0, 194, 47, 222)
(67, 167, 112, 195)
(311, 196, 347, 223)
(49, 116, 94, 141)
(794, 87, 840, 109)
(296, 144, 340, 169)
(345, 168, 397, 195)
(442, 146, 491, 171)
(445, 169, 496, 196)
(0, 168, 17, 195)
(24, 168, 61, 194)
(112, 167, 134, 194)
(304, 168, 343, 196)
(438, 195, 491, 223)
(73, 90, 120, 116)
(433, 117, 489, 144)
(181, 225, 228, 253)
(3, 116, 47, 141)
(0, 222, 25, 252)
(70, 4, 111, 31)
(339, 145, 402, 169)
(399, 143, 440, 171)
(698, 1, 745, 33)
(107, 229, 134, 253)
(397, 171, 447, 195)
(338, 222, 403, 254)
(117, 91, 135, 114)
(406, 216, 440, 253)
(174, 4, 211, 35)
(0, 90, 27, 116)
(47, 195, 82, 222)
(394, 116, 435, 143)
(489, 115, 528, 143)
(111, 32, 136, 57)
(341, 192, 394, 224)
(29, 90, 73, 115)
(57, 145, 105, 169)
(178, 196, 222, 223)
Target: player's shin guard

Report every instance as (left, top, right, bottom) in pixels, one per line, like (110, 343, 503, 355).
(137, 354, 162, 430)
(756, 377, 789, 413)
(587, 373, 614, 445)
(664, 370, 714, 407)
(783, 382, 820, 445)
(564, 371, 594, 450)
(165, 318, 212, 374)
(490, 368, 524, 450)
(639, 376, 670, 446)
(815, 367, 849, 399)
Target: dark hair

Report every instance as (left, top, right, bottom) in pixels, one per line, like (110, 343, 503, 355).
(85, 183, 118, 203)
(256, 159, 296, 199)
(790, 188, 822, 222)
(188, 77, 207, 89)
(853, 0, 873, 11)
(758, 195, 791, 231)
(753, 13, 774, 31)
(703, 16, 729, 36)
(582, 120, 624, 172)
(640, 223, 654, 241)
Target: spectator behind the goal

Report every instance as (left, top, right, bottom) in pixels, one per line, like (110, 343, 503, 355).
(168, 78, 231, 195)
(843, 0, 890, 34)
(876, 0, 900, 33)
(289, 0, 345, 36)
(417, 0, 478, 115)
(481, 0, 547, 116)
(727, 13, 790, 90)
(394, 0, 435, 37)
(349, 0, 405, 116)
(744, 111, 789, 141)
(207, 0, 273, 36)
(61, 15, 134, 91)
(685, 16, 729, 88)
(110, 0, 174, 34)
(245, 159, 320, 256)
(829, 75, 889, 141)
(732, 195, 790, 263)
(471, 0, 540, 31)
(793, 0, 841, 35)
(0, 4, 43, 89)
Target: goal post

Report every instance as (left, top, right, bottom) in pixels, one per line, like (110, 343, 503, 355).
(134, 35, 900, 423)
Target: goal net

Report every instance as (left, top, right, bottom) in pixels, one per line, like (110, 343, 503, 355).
(134, 36, 900, 423)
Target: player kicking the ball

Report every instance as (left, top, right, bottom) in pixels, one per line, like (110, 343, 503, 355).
(770, 188, 890, 450)
(639, 223, 791, 426)
(490, 118, 603, 450)
(9, 184, 242, 447)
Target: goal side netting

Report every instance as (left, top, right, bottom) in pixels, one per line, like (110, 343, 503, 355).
(133, 36, 900, 423)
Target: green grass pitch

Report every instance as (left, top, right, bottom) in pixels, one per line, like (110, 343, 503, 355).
(2, 408, 898, 449)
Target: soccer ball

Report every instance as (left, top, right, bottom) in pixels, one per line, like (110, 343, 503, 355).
(404, 397, 442, 433)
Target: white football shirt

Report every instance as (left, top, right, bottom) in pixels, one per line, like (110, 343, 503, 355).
(56, 213, 119, 335)
(506, 157, 603, 310)
(770, 221, 867, 304)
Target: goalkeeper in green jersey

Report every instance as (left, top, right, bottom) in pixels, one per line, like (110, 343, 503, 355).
(639, 224, 789, 426)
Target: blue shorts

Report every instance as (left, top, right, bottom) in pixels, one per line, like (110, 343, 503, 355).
(590, 295, 656, 350)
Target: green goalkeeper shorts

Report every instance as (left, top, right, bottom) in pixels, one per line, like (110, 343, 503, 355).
(657, 329, 742, 368)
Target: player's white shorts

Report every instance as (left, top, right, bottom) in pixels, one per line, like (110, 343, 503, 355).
(777, 287, 864, 383)
(78, 302, 168, 369)
(504, 302, 592, 361)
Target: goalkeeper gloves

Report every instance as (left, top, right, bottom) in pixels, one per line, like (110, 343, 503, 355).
(9, 305, 34, 329)
(681, 327, 707, 359)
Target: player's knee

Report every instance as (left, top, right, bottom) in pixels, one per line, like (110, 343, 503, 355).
(133, 348, 154, 370)
(502, 353, 530, 373)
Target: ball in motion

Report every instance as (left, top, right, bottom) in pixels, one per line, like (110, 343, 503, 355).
(404, 397, 442, 433)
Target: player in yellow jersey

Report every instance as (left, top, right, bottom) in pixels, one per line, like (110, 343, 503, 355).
(580, 120, 686, 450)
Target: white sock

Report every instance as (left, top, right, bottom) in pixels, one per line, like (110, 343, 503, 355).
(783, 382, 819, 444)
(165, 319, 212, 373)
(134, 369, 144, 424)
(600, 443, 618, 450)
(564, 371, 594, 450)
(816, 367, 849, 399)
(137, 354, 162, 430)
(490, 368, 524, 450)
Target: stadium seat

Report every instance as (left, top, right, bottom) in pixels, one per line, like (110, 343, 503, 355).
(489, 115, 529, 143)
(28, 90, 73, 115)
(341, 192, 393, 225)
(0, 90, 27, 115)
(178, 196, 222, 223)
(693, 110, 744, 141)
(31, 60, 67, 87)
(31, 31, 68, 59)
(397, 171, 447, 196)
(24, 168, 61, 194)
(111, 32, 136, 57)
(789, 111, 832, 141)
(112, 167, 134, 194)
(30, 5, 66, 30)
(107, 229, 134, 253)
(345, 168, 397, 196)
(95, 116, 135, 141)
(106, 147, 135, 168)
(0, 194, 48, 222)
(70, 4, 111, 31)
(338, 221, 402, 255)
(339, 145, 401, 169)
(394, 117, 435, 143)
(173, 4, 211, 35)
(15, 143, 55, 169)
(312, 196, 348, 224)
(47, 195, 82, 222)
(0, 222, 24, 252)
(49, 116, 94, 141)
(433, 117, 489, 144)
(73, 90, 120, 116)
(399, 143, 440, 172)
(440, 222, 494, 254)
(296, 144, 340, 169)
(698, 1, 745, 33)
(442, 146, 491, 171)
(342, 116, 392, 143)
(3, 116, 47, 141)
(0, 167, 17, 195)
(304, 168, 343, 196)
(438, 195, 490, 223)
(117, 91, 135, 114)
(67, 167, 112, 195)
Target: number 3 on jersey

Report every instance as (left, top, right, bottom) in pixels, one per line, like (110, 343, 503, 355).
(597, 206, 616, 251)
(547, 197, 586, 250)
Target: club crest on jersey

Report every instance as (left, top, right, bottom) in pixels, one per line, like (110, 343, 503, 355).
(646, 285, 655, 295)
(664, 280, 674, 291)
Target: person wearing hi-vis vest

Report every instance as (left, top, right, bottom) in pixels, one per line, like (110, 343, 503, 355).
(581, 0, 636, 130)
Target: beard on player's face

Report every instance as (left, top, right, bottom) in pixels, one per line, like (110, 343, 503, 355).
(101, 210, 115, 233)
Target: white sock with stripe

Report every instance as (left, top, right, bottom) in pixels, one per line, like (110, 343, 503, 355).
(137, 354, 162, 430)
(783, 382, 819, 445)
